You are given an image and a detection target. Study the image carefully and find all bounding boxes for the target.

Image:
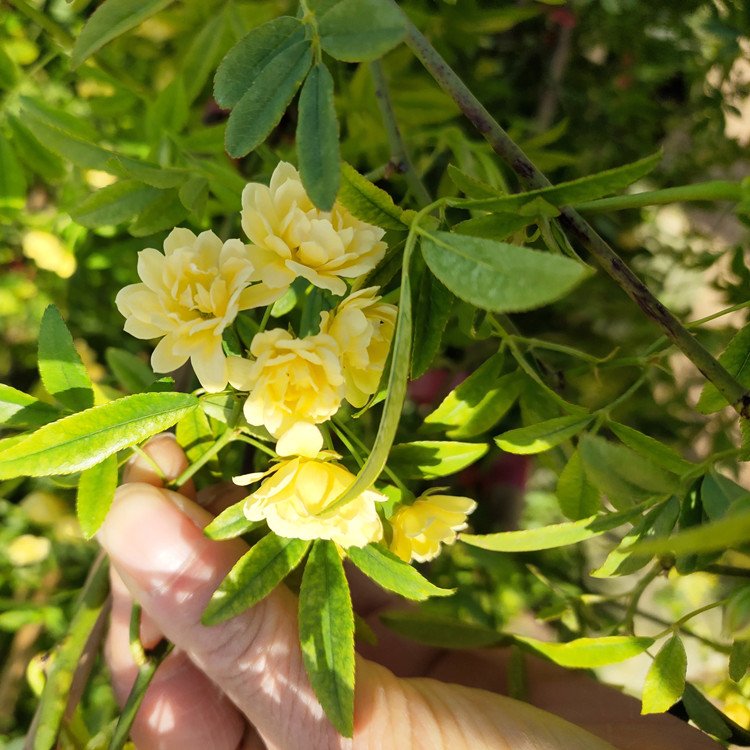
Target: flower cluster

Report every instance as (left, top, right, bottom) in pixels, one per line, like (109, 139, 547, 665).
(118, 162, 476, 555)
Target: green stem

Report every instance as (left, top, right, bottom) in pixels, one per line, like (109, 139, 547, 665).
(652, 598, 728, 641)
(370, 60, 432, 207)
(623, 563, 660, 634)
(510, 334, 603, 364)
(169, 429, 238, 489)
(397, 10, 750, 418)
(575, 181, 742, 213)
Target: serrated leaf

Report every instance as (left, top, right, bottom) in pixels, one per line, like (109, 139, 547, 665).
(453, 213, 533, 242)
(299, 540, 355, 737)
(0, 385, 60, 429)
(70, 181, 161, 228)
(204, 502, 261, 541)
(557, 448, 600, 520)
(516, 635, 654, 668)
(411, 270, 455, 379)
(38, 305, 94, 412)
(701, 470, 748, 521)
(71, 0, 176, 67)
(338, 162, 406, 230)
(202, 534, 309, 625)
(608, 422, 693, 475)
(461, 504, 644, 552)
(380, 610, 504, 648)
(178, 176, 209, 215)
(447, 164, 501, 199)
(0, 392, 198, 479)
(297, 62, 340, 211)
(682, 684, 732, 741)
(579, 434, 677, 510)
(423, 355, 523, 439)
(641, 635, 686, 714)
(129, 189, 188, 236)
(225, 41, 312, 158)
(495, 414, 592, 455)
(697, 324, 750, 414)
(421, 231, 588, 313)
(175, 407, 217, 470)
(453, 152, 662, 212)
(105, 348, 154, 394)
(387, 440, 488, 479)
(316, 0, 406, 62)
(730, 641, 750, 682)
(214, 17, 305, 108)
(347, 544, 454, 600)
(76, 454, 118, 539)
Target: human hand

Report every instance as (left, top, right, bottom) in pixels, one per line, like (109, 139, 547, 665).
(100, 435, 720, 750)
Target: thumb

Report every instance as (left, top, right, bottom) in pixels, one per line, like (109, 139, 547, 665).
(98, 482, 347, 750)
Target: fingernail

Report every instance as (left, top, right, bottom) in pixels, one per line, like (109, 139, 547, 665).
(98, 484, 208, 591)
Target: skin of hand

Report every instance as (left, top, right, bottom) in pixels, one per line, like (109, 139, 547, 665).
(100, 435, 721, 750)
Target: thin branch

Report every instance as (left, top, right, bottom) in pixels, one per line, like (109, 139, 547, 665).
(397, 11, 750, 417)
(370, 60, 432, 207)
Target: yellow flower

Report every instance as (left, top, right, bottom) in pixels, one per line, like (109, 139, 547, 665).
(241, 162, 387, 296)
(115, 228, 279, 392)
(237, 455, 385, 547)
(320, 287, 397, 407)
(230, 328, 344, 452)
(7, 535, 51, 566)
(19, 491, 68, 526)
(390, 494, 477, 563)
(22, 231, 76, 278)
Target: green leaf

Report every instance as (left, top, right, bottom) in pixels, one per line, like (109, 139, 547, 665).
(299, 540, 355, 737)
(0, 385, 60, 429)
(347, 544, 454, 601)
(225, 41, 312, 158)
(556, 448, 600, 520)
(447, 164, 502, 199)
(495, 414, 592, 455)
(641, 635, 686, 714)
(38, 305, 94, 412)
(297, 62, 340, 211)
(411, 270, 455, 379)
(176, 408, 216, 466)
(214, 17, 305, 108)
(579, 435, 677, 510)
(387, 440, 488, 479)
(76, 454, 118, 539)
(453, 213, 533, 242)
(70, 181, 161, 228)
(338, 162, 407, 230)
(0, 136, 26, 210)
(516, 635, 654, 668)
(0, 44, 19, 90)
(681, 684, 732, 741)
(202, 534, 310, 625)
(697, 324, 750, 414)
(145, 78, 189, 141)
(204, 502, 261, 541)
(105, 348, 154, 394)
(316, 0, 406, 62)
(730, 640, 750, 682)
(453, 152, 662, 212)
(421, 231, 588, 313)
(71, 0, 176, 67)
(6, 114, 66, 182)
(608, 422, 693, 476)
(0, 392, 198, 479)
(380, 610, 505, 648)
(181, 10, 231, 104)
(129, 189, 189, 237)
(624, 506, 750, 557)
(460, 504, 644, 552)
(178, 176, 209, 216)
(423, 355, 523, 438)
(701, 470, 748, 521)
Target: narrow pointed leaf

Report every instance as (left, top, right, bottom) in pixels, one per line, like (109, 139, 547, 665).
(76, 454, 118, 539)
(495, 414, 592, 455)
(297, 62, 340, 211)
(338, 162, 407, 230)
(387, 440, 488, 479)
(0, 392, 198, 478)
(204, 502, 262, 541)
(105, 348, 154, 394)
(697, 324, 750, 414)
(556, 448, 600, 520)
(299, 540, 355, 737)
(411, 270, 455, 379)
(608, 422, 693, 475)
(38, 305, 94, 412)
(347, 544, 454, 601)
(202, 534, 310, 625)
(421, 231, 588, 313)
(516, 635, 653, 668)
(380, 610, 505, 648)
(642, 635, 687, 714)
(0, 384, 60, 429)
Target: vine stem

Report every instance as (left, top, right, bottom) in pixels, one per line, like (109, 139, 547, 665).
(396, 10, 750, 417)
(168, 428, 238, 490)
(370, 60, 432, 207)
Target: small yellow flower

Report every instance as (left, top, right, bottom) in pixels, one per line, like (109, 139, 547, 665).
(390, 494, 477, 563)
(7, 535, 51, 566)
(115, 228, 279, 392)
(22, 231, 76, 278)
(19, 491, 68, 526)
(230, 328, 344, 450)
(237, 455, 386, 547)
(320, 287, 397, 407)
(241, 162, 387, 296)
